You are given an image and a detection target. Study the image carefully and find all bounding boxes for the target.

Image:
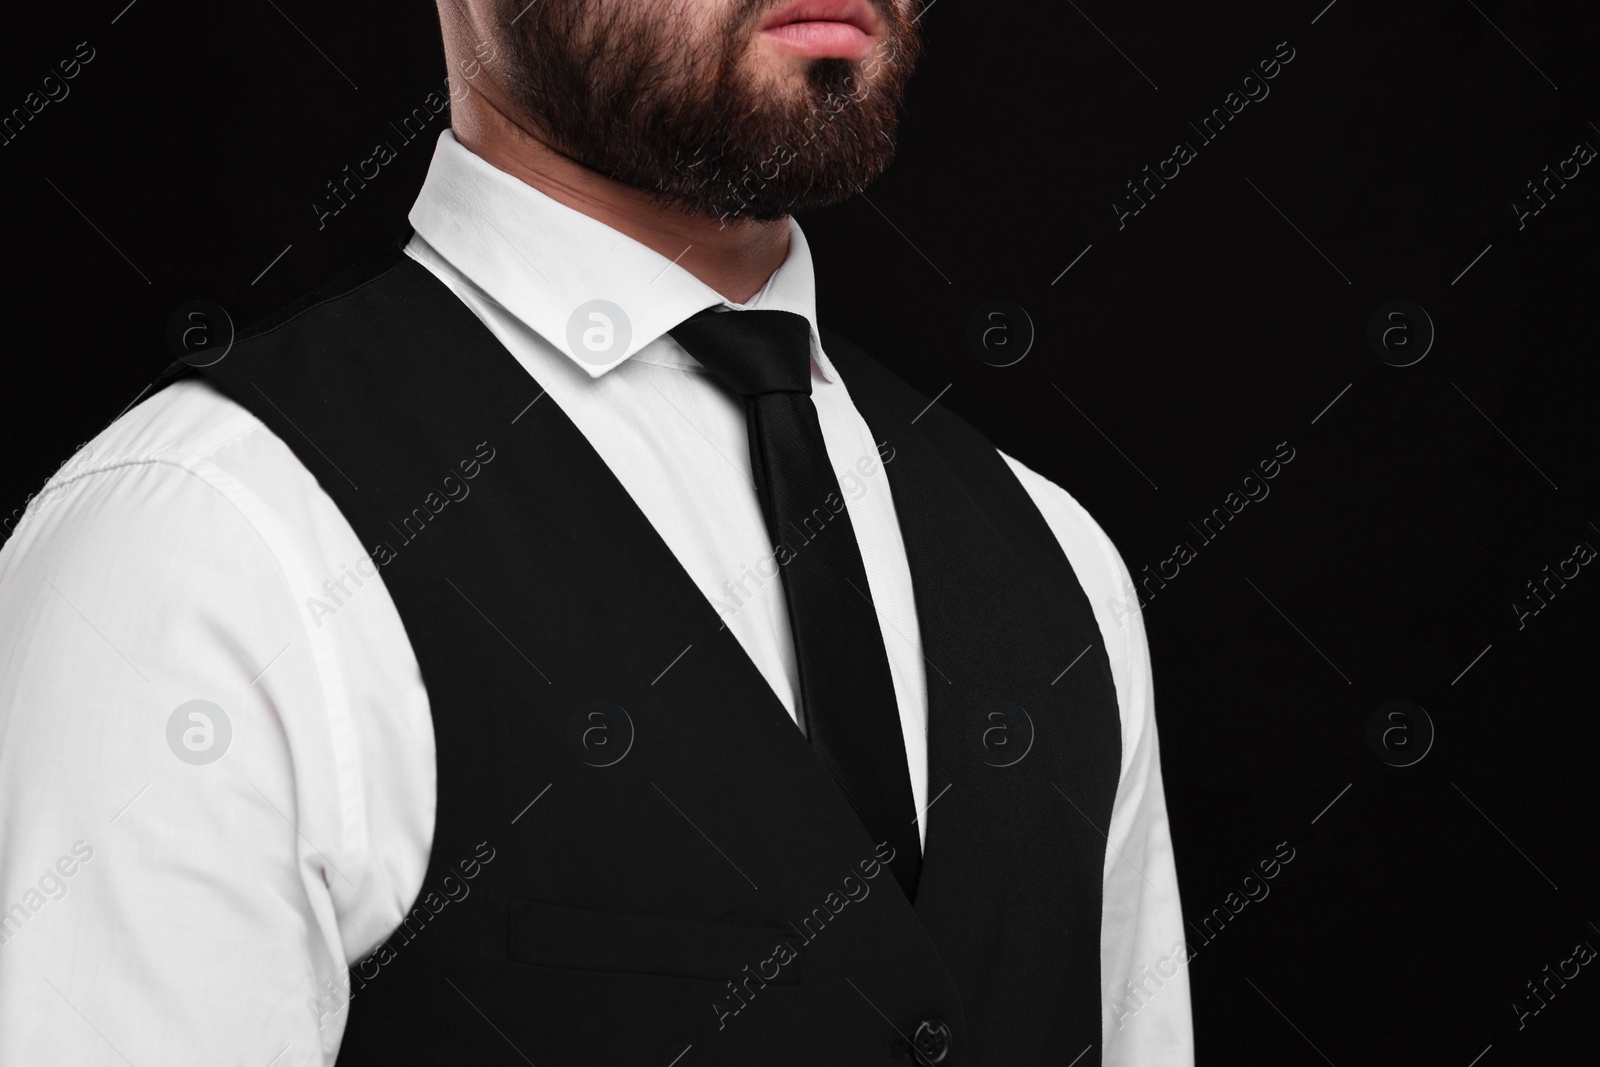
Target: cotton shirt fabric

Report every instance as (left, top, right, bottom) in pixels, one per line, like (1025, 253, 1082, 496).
(0, 128, 1192, 1066)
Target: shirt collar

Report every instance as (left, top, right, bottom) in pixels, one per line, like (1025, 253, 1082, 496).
(407, 128, 837, 383)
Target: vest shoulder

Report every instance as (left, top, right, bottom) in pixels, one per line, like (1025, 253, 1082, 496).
(148, 231, 424, 402)
(234, 229, 418, 348)
(820, 327, 993, 450)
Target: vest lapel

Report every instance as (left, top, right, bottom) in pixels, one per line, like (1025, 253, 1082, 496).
(824, 334, 1124, 1063)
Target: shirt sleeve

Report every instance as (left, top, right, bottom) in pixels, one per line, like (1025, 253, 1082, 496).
(0, 446, 357, 1066)
(999, 451, 1194, 1067)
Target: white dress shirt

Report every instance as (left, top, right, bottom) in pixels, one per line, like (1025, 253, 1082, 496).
(0, 129, 1191, 1066)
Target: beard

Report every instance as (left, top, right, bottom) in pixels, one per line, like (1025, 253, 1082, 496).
(491, 0, 923, 223)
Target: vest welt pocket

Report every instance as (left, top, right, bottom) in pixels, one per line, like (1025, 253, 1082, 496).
(506, 898, 805, 985)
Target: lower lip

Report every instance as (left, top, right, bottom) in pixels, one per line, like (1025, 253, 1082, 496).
(761, 20, 875, 59)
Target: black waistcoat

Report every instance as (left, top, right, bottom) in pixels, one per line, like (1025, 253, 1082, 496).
(159, 232, 1122, 1065)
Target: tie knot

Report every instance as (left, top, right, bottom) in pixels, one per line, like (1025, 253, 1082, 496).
(667, 308, 814, 397)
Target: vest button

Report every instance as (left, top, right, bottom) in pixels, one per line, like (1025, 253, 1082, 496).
(911, 1018, 951, 1064)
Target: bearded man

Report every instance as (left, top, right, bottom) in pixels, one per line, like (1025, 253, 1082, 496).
(0, 2, 1191, 1064)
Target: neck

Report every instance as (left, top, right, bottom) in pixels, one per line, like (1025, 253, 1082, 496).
(449, 86, 791, 305)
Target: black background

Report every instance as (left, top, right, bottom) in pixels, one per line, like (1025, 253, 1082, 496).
(3, 1, 1596, 1062)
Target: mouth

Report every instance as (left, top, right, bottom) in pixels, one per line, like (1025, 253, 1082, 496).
(758, 0, 882, 59)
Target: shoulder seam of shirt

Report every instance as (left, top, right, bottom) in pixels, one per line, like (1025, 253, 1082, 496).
(34, 425, 262, 498)
(26, 446, 373, 887)
(34, 377, 293, 502)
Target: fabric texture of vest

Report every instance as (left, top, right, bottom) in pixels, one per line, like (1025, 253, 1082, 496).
(155, 230, 1123, 1065)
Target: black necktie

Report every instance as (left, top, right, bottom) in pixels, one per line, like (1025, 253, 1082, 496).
(669, 307, 923, 899)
